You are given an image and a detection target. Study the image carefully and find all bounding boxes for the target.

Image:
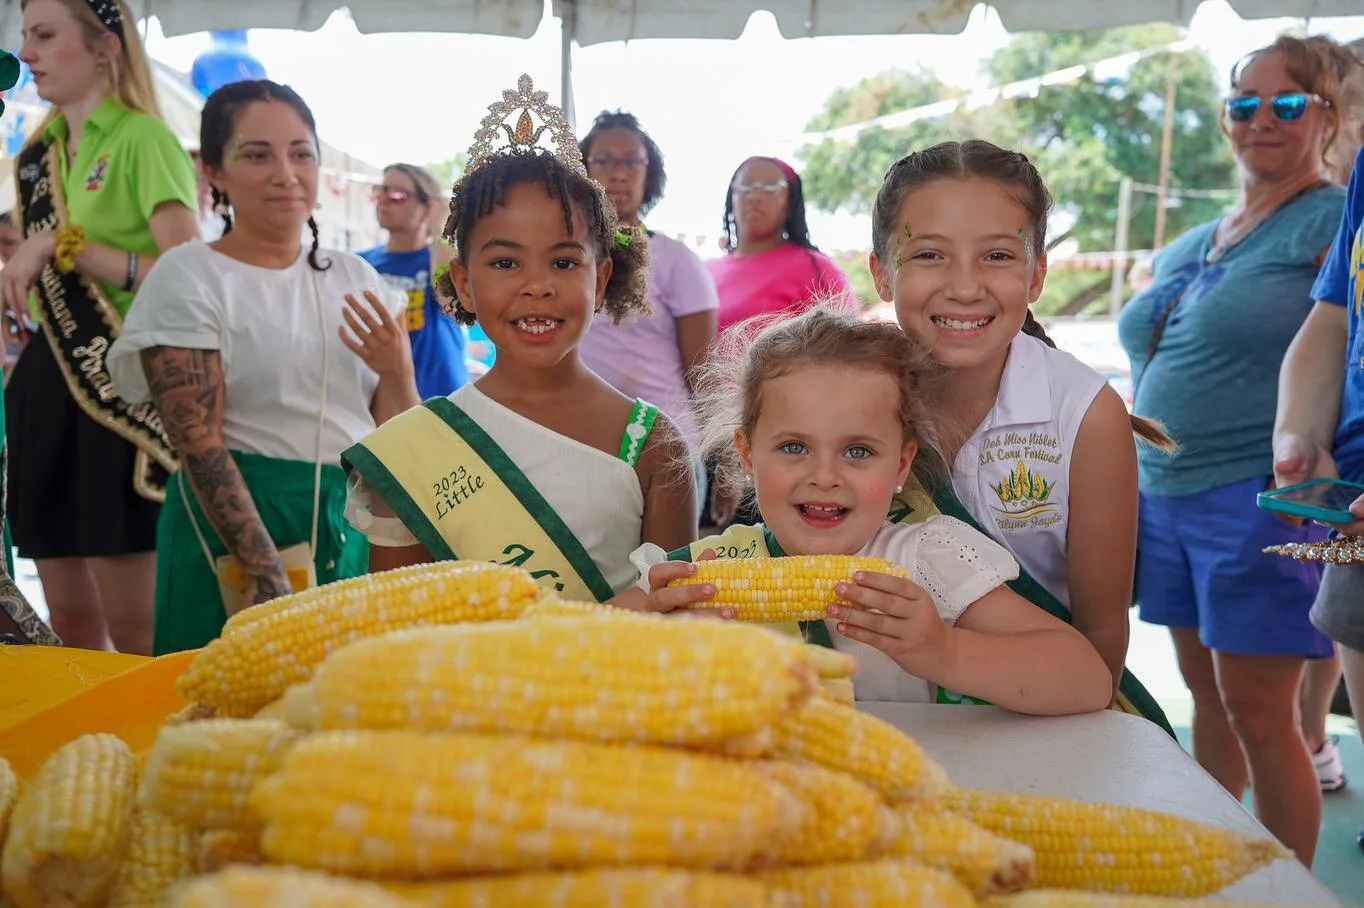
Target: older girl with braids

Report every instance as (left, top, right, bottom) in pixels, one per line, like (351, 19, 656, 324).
(106, 80, 418, 654)
(1, 0, 199, 654)
(342, 76, 696, 603)
(863, 139, 1174, 734)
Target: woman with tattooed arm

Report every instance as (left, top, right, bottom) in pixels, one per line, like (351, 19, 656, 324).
(107, 81, 419, 655)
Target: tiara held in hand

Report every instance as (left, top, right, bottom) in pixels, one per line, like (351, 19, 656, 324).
(464, 74, 586, 179)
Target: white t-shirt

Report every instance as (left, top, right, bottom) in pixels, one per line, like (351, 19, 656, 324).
(630, 515, 1019, 703)
(107, 240, 405, 465)
(952, 334, 1106, 611)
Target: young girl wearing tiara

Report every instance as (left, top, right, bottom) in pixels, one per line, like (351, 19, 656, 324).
(630, 307, 1112, 715)
(862, 140, 1174, 726)
(342, 76, 696, 602)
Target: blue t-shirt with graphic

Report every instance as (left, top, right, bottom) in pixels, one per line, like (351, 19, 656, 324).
(1313, 149, 1364, 481)
(1117, 184, 1346, 496)
(359, 245, 469, 400)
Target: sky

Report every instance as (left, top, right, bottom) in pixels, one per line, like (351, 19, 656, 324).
(138, 1, 1364, 254)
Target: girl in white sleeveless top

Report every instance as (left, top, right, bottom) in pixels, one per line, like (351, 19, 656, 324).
(863, 140, 1173, 695)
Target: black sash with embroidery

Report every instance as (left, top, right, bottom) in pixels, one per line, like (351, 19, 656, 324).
(15, 139, 175, 502)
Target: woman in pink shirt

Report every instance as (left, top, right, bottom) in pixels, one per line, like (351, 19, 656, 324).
(708, 156, 853, 336)
(704, 157, 852, 526)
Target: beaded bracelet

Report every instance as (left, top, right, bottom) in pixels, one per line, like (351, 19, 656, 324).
(53, 225, 86, 274)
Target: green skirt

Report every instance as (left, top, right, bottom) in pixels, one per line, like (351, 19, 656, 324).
(153, 451, 367, 655)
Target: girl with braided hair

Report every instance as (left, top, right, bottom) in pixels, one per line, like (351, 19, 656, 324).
(342, 76, 696, 603)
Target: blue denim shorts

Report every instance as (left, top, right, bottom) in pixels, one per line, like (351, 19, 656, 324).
(1136, 474, 1334, 658)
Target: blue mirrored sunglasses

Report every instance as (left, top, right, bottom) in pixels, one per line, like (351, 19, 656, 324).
(1225, 92, 1328, 123)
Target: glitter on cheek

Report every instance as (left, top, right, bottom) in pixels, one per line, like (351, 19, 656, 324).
(894, 252, 904, 270)
(903, 224, 913, 239)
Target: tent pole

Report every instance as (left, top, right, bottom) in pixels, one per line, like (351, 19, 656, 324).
(560, 0, 576, 130)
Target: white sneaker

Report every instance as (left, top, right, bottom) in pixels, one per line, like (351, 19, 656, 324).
(1313, 737, 1347, 793)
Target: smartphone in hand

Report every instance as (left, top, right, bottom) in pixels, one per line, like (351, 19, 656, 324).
(1257, 478, 1364, 525)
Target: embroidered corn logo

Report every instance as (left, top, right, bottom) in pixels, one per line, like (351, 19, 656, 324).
(85, 154, 111, 191)
(991, 460, 1057, 520)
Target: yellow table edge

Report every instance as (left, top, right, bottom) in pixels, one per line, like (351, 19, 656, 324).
(0, 646, 199, 781)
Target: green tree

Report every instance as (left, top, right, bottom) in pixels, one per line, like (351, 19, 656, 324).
(425, 153, 468, 193)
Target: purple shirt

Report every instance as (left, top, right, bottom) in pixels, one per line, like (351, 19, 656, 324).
(580, 232, 719, 454)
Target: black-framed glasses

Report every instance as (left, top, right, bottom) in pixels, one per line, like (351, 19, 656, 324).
(1225, 92, 1329, 123)
(586, 155, 648, 172)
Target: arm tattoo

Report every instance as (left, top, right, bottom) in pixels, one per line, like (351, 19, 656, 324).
(141, 347, 288, 587)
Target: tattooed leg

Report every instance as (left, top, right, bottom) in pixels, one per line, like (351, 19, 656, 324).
(141, 347, 291, 608)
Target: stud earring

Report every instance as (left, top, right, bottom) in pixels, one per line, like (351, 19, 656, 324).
(895, 485, 904, 493)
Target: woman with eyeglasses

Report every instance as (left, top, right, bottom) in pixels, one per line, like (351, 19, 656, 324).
(578, 111, 718, 524)
(360, 164, 470, 399)
(703, 156, 852, 527)
(1117, 34, 1364, 865)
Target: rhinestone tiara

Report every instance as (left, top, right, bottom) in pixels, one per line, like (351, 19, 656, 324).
(464, 74, 586, 179)
(1263, 536, 1364, 565)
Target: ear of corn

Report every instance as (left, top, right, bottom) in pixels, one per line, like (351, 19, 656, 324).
(0, 756, 16, 852)
(518, 597, 618, 619)
(983, 893, 1301, 907)
(104, 805, 197, 906)
(758, 858, 977, 908)
(250, 729, 805, 878)
(175, 561, 542, 717)
(666, 555, 909, 622)
(282, 617, 816, 755)
(195, 828, 264, 874)
(773, 695, 952, 803)
(388, 868, 771, 907)
(167, 865, 415, 907)
(883, 807, 1034, 896)
(942, 788, 1291, 897)
(0, 733, 138, 908)
(748, 761, 890, 868)
(802, 643, 856, 679)
(141, 718, 302, 831)
(819, 676, 855, 706)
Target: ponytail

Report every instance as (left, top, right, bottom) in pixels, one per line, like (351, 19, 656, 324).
(1025, 310, 1177, 453)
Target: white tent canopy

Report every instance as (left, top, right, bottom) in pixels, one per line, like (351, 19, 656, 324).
(1, 0, 1357, 49)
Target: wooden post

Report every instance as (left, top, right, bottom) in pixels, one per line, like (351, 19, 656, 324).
(1153, 52, 1179, 249)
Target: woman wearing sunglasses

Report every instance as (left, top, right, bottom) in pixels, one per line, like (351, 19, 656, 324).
(359, 164, 470, 400)
(1117, 34, 1364, 866)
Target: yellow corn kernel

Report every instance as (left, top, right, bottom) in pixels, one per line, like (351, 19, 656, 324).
(772, 695, 952, 802)
(164, 701, 219, 725)
(749, 761, 889, 868)
(251, 697, 288, 720)
(389, 868, 771, 907)
(142, 718, 301, 831)
(104, 805, 197, 906)
(819, 676, 855, 705)
(667, 555, 909, 622)
(194, 829, 262, 874)
(175, 561, 542, 717)
(0, 733, 138, 908)
(282, 617, 816, 755)
(883, 807, 1034, 896)
(518, 597, 618, 619)
(942, 788, 1291, 897)
(759, 858, 976, 908)
(984, 893, 1300, 908)
(803, 642, 857, 679)
(251, 729, 805, 878)
(168, 865, 414, 907)
(0, 756, 16, 851)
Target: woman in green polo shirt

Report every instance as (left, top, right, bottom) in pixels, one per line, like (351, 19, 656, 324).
(0, 0, 199, 655)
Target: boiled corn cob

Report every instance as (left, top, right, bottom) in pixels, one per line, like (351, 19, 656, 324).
(165, 701, 219, 725)
(667, 554, 908, 622)
(0, 733, 138, 908)
(194, 829, 263, 874)
(942, 788, 1290, 897)
(104, 805, 197, 906)
(389, 868, 771, 907)
(803, 642, 857, 678)
(519, 596, 617, 619)
(251, 729, 804, 878)
(819, 676, 855, 705)
(759, 858, 976, 908)
(984, 893, 1301, 907)
(749, 761, 891, 868)
(176, 561, 541, 716)
(141, 718, 301, 831)
(883, 807, 1034, 896)
(282, 617, 816, 754)
(168, 865, 415, 907)
(773, 695, 952, 802)
(0, 756, 15, 850)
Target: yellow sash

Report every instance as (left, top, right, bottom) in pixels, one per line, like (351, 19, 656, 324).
(343, 398, 616, 602)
